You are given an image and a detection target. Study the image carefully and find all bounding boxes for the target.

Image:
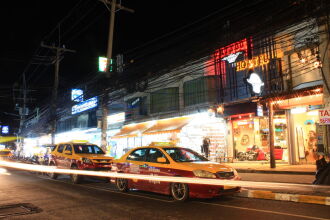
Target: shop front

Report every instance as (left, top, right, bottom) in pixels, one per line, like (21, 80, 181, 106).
(272, 88, 323, 164)
(229, 112, 290, 162)
(110, 112, 228, 161)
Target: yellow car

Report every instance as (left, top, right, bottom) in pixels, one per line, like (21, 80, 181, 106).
(0, 148, 12, 159)
(49, 141, 113, 183)
(112, 142, 241, 201)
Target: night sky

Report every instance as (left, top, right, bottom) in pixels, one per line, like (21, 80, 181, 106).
(0, 0, 233, 132)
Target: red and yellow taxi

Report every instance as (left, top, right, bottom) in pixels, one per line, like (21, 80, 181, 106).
(112, 142, 241, 201)
(49, 141, 113, 183)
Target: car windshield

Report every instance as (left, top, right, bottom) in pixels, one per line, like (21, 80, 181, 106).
(73, 144, 105, 154)
(164, 148, 208, 162)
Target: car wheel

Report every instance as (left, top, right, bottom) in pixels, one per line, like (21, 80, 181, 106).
(70, 164, 82, 184)
(171, 183, 189, 201)
(48, 162, 58, 179)
(116, 178, 129, 192)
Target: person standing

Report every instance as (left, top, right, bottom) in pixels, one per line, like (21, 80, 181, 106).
(201, 137, 210, 159)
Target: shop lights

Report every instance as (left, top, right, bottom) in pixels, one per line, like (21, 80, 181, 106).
(307, 110, 318, 116)
(216, 105, 224, 114)
(291, 107, 307, 114)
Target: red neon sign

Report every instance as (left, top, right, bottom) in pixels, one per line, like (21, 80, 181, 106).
(215, 38, 248, 60)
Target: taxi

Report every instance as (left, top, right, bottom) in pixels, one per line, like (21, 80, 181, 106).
(0, 148, 12, 159)
(112, 142, 241, 201)
(49, 141, 113, 183)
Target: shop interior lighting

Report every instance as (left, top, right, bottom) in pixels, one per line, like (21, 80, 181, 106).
(291, 107, 307, 114)
(307, 110, 318, 116)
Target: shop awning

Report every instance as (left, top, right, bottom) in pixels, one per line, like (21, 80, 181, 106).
(143, 116, 191, 135)
(112, 122, 153, 139)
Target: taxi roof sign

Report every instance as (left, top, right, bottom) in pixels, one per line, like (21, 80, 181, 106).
(149, 142, 176, 147)
(71, 140, 89, 143)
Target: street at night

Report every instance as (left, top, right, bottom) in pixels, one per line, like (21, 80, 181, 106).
(1, 169, 330, 220)
(2, 0, 330, 219)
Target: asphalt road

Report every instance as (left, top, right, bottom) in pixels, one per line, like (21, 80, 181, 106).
(0, 168, 329, 220)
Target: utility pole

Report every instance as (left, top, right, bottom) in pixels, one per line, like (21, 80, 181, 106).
(268, 101, 276, 168)
(100, 0, 134, 151)
(41, 42, 75, 144)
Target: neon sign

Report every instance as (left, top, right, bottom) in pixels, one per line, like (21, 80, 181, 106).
(72, 97, 98, 115)
(246, 73, 264, 94)
(1, 126, 9, 134)
(236, 54, 270, 71)
(221, 52, 242, 63)
(98, 57, 108, 72)
(215, 38, 248, 59)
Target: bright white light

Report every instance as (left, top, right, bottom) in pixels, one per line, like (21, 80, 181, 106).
(307, 110, 318, 116)
(246, 73, 264, 94)
(0, 168, 10, 175)
(222, 52, 242, 63)
(291, 107, 307, 114)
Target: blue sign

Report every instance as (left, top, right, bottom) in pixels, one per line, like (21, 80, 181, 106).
(1, 126, 9, 134)
(71, 89, 84, 102)
(72, 97, 98, 115)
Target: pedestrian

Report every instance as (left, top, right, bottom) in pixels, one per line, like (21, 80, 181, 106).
(201, 137, 210, 159)
(313, 152, 330, 185)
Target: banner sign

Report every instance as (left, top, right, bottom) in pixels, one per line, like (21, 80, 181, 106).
(319, 108, 330, 125)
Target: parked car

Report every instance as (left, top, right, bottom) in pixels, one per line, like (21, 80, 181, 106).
(0, 148, 12, 159)
(49, 141, 113, 183)
(112, 142, 241, 201)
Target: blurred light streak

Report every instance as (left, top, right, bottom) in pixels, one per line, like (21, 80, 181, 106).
(1, 160, 330, 192)
(0, 167, 11, 175)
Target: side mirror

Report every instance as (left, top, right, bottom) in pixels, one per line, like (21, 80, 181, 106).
(157, 157, 167, 163)
(64, 150, 72, 155)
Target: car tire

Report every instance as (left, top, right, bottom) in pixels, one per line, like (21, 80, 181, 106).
(70, 164, 82, 184)
(115, 178, 129, 192)
(171, 183, 189, 201)
(48, 162, 58, 179)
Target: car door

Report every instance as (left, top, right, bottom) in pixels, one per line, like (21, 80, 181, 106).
(55, 144, 66, 168)
(63, 144, 73, 168)
(125, 148, 153, 191)
(145, 148, 172, 193)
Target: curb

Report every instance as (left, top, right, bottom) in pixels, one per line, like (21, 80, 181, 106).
(236, 189, 330, 206)
(236, 169, 315, 175)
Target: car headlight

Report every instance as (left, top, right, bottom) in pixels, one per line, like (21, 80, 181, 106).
(193, 170, 216, 178)
(82, 158, 93, 164)
(232, 168, 238, 176)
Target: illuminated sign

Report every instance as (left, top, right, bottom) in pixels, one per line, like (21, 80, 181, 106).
(246, 72, 264, 94)
(319, 108, 330, 124)
(221, 52, 242, 63)
(236, 54, 269, 71)
(215, 38, 248, 59)
(1, 126, 9, 134)
(98, 57, 108, 72)
(257, 104, 263, 117)
(72, 97, 98, 115)
(71, 89, 84, 102)
(107, 112, 125, 125)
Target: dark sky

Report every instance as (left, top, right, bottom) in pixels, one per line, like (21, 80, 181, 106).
(0, 0, 233, 132)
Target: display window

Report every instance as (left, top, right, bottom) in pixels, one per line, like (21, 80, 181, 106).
(231, 113, 289, 162)
(291, 108, 319, 163)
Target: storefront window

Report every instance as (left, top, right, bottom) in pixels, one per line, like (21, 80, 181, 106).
(232, 113, 289, 162)
(291, 108, 319, 163)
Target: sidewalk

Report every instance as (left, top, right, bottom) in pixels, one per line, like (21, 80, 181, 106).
(230, 162, 316, 174)
(226, 162, 330, 206)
